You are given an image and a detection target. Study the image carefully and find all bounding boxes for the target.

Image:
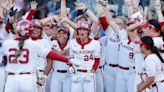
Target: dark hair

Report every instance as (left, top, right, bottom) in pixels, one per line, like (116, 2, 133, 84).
(141, 36, 164, 63)
(147, 19, 164, 41)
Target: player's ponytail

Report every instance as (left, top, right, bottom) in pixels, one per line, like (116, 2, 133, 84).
(151, 46, 164, 63)
(13, 35, 28, 62)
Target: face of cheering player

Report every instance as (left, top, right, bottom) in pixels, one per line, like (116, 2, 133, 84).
(31, 27, 42, 38)
(114, 17, 127, 29)
(50, 26, 59, 40)
(43, 23, 51, 36)
(57, 30, 69, 44)
(77, 28, 89, 39)
(142, 27, 156, 37)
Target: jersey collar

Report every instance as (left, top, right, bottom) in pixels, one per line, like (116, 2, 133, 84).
(76, 38, 92, 49)
(31, 37, 43, 40)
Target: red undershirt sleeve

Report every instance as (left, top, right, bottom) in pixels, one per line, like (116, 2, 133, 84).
(26, 9, 36, 21)
(99, 16, 109, 31)
(92, 58, 100, 71)
(46, 50, 69, 63)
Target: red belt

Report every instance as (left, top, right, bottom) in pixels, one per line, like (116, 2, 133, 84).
(109, 64, 118, 67)
(77, 69, 88, 73)
(161, 79, 164, 83)
(57, 70, 67, 73)
(8, 72, 31, 75)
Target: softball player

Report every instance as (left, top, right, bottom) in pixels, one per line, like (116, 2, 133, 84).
(50, 27, 71, 92)
(30, 19, 52, 92)
(1, 19, 77, 92)
(137, 36, 164, 92)
(69, 21, 101, 92)
(0, 21, 8, 92)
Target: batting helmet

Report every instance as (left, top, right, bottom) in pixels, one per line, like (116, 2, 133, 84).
(16, 19, 31, 36)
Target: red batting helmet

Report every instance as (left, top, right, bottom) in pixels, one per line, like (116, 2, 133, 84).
(16, 19, 31, 36)
(77, 21, 91, 31)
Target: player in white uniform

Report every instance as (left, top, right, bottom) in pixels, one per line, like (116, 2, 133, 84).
(0, 19, 78, 92)
(99, 12, 121, 92)
(69, 21, 101, 92)
(30, 19, 52, 92)
(137, 36, 164, 92)
(0, 19, 8, 92)
(50, 27, 71, 92)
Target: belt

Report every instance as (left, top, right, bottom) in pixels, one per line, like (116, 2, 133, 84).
(99, 66, 103, 69)
(77, 69, 88, 73)
(118, 66, 135, 70)
(151, 79, 164, 88)
(161, 79, 164, 83)
(38, 70, 44, 72)
(8, 72, 31, 75)
(109, 64, 118, 67)
(57, 70, 67, 73)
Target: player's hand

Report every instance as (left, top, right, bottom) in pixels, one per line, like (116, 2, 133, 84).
(91, 69, 96, 73)
(75, 2, 86, 10)
(30, 1, 38, 10)
(154, 0, 161, 10)
(124, 0, 131, 5)
(97, 0, 108, 7)
(37, 75, 47, 86)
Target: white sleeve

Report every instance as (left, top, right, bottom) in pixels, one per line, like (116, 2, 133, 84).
(68, 40, 74, 58)
(99, 36, 107, 46)
(36, 44, 51, 59)
(117, 28, 128, 41)
(145, 57, 157, 77)
(94, 41, 101, 58)
(0, 29, 9, 42)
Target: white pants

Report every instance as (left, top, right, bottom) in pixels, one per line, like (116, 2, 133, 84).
(115, 68, 135, 92)
(0, 67, 5, 92)
(103, 65, 118, 92)
(5, 74, 38, 92)
(95, 68, 104, 92)
(50, 70, 71, 92)
(45, 70, 53, 92)
(71, 72, 96, 92)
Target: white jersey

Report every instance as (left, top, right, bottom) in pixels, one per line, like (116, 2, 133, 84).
(69, 38, 101, 70)
(100, 27, 120, 65)
(1, 38, 50, 73)
(153, 36, 164, 50)
(33, 38, 52, 70)
(0, 28, 9, 42)
(141, 54, 164, 82)
(51, 40, 70, 70)
(117, 28, 135, 67)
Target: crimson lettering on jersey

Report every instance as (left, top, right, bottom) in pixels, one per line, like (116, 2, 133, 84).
(8, 48, 29, 64)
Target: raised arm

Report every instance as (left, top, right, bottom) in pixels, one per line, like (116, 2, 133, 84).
(154, 0, 164, 22)
(26, 1, 37, 21)
(124, 0, 134, 18)
(97, 2, 119, 32)
(75, 2, 98, 24)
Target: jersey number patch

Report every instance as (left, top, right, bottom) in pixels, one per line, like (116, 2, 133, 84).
(9, 48, 29, 64)
(84, 55, 94, 61)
